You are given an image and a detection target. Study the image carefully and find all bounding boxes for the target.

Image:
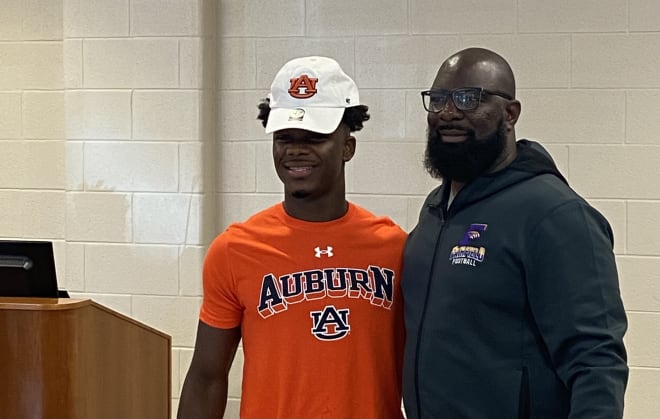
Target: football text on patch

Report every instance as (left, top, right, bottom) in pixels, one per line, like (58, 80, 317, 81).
(450, 223, 488, 266)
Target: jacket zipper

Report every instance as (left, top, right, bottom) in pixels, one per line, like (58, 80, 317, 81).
(413, 203, 446, 418)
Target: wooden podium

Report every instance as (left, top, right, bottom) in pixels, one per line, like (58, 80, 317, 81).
(0, 298, 171, 419)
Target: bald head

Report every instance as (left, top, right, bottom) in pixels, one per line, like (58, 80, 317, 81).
(425, 48, 522, 181)
(433, 47, 516, 98)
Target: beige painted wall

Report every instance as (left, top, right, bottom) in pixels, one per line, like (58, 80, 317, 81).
(0, 1, 658, 418)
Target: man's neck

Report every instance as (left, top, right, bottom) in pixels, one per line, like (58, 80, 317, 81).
(283, 193, 349, 222)
(450, 181, 465, 197)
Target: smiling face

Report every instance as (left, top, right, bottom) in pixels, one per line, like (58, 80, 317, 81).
(272, 124, 355, 202)
(424, 48, 521, 182)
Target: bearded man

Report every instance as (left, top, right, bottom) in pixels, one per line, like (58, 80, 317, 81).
(401, 47, 628, 419)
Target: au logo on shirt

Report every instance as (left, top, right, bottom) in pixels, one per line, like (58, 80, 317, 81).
(310, 305, 350, 341)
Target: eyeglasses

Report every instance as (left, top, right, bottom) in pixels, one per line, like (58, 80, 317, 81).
(421, 87, 513, 112)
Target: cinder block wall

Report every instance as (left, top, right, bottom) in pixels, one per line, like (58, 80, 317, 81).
(0, 1, 658, 418)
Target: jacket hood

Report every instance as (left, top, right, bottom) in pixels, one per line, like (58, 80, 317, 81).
(425, 139, 568, 213)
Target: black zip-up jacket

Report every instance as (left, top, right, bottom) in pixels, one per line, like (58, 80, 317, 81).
(402, 140, 628, 419)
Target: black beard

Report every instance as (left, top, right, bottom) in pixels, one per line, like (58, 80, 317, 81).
(424, 119, 507, 182)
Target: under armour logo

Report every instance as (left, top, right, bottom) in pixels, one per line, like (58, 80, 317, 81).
(289, 74, 318, 99)
(310, 305, 350, 341)
(314, 246, 333, 258)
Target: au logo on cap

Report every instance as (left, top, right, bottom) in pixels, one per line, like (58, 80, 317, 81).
(288, 74, 318, 99)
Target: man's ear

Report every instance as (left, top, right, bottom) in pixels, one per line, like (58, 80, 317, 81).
(505, 100, 521, 127)
(343, 136, 356, 162)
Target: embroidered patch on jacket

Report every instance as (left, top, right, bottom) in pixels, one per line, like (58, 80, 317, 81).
(449, 223, 488, 267)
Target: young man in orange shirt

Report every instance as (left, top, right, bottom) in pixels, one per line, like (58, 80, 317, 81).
(178, 56, 406, 419)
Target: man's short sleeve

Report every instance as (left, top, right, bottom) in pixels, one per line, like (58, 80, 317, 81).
(199, 233, 243, 328)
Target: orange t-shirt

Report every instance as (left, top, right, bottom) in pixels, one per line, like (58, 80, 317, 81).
(200, 202, 406, 419)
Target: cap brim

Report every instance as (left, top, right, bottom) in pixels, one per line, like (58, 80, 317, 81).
(265, 107, 344, 134)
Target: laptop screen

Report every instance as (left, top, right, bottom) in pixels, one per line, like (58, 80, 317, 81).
(0, 241, 60, 298)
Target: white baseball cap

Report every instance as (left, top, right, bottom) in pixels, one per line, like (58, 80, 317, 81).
(265, 56, 360, 134)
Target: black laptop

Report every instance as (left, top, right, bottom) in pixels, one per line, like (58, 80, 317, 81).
(0, 240, 65, 298)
